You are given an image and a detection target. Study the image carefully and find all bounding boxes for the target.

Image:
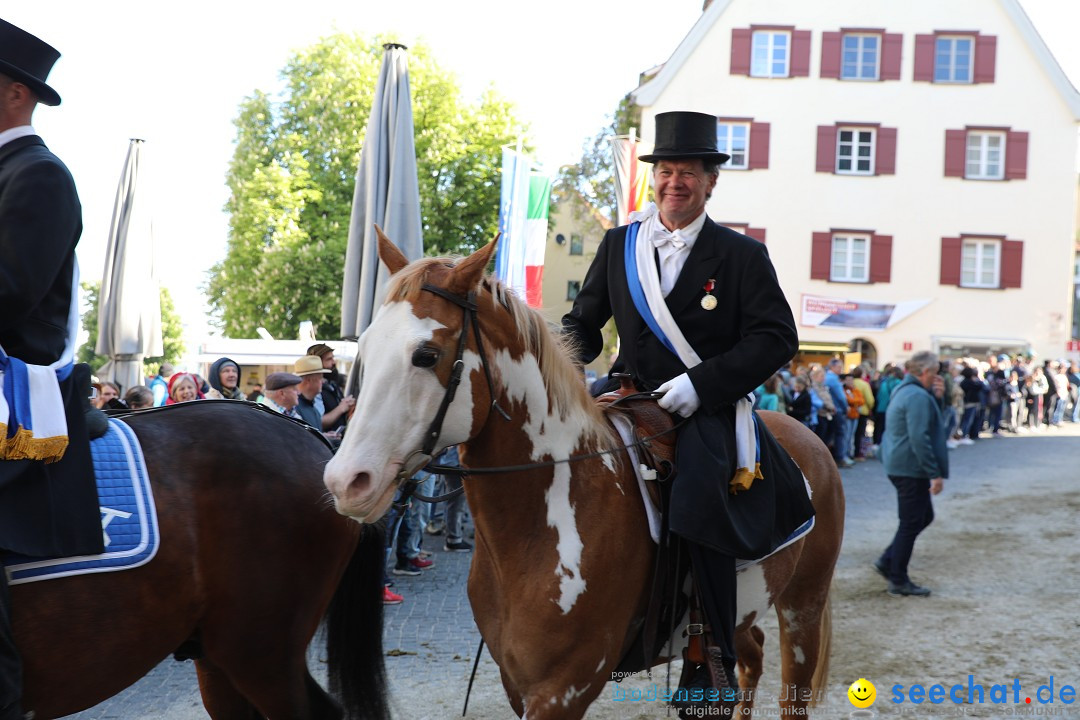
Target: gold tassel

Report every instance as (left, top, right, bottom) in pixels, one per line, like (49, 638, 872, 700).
(0, 425, 68, 463)
(730, 467, 756, 494)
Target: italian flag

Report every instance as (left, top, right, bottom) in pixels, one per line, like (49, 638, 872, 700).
(495, 147, 551, 308)
(523, 175, 551, 307)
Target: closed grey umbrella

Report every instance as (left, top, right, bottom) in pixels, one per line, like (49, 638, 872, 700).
(339, 43, 424, 342)
(95, 138, 163, 394)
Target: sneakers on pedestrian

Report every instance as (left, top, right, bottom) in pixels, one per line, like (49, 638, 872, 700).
(872, 560, 889, 580)
(445, 539, 473, 552)
(390, 555, 434, 577)
(382, 587, 404, 605)
(959, 438, 975, 446)
(841, 458, 855, 468)
(887, 581, 931, 597)
(946, 439, 959, 449)
(425, 520, 445, 536)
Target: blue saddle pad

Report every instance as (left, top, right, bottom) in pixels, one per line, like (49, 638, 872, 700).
(3, 418, 159, 585)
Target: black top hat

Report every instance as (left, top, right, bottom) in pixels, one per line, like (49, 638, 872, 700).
(0, 19, 62, 106)
(638, 111, 729, 165)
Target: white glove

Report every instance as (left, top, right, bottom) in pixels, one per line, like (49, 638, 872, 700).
(656, 373, 701, 417)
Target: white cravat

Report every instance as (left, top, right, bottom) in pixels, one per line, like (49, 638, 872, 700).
(647, 210, 707, 296)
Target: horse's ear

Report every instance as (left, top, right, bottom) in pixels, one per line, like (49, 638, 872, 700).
(450, 235, 499, 292)
(376, 225, 410, 275)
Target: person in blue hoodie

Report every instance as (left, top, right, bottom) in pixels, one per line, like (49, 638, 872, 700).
(875, 350, 949, 597)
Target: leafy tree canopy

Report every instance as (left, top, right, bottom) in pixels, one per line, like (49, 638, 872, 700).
(207, 34, 531, 339)
(78, 282, 186, 375)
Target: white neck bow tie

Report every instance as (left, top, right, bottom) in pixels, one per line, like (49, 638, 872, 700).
(651, 228, 687, 251)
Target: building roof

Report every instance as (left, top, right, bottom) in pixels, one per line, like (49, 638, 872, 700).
(632, 0, 1080, 121)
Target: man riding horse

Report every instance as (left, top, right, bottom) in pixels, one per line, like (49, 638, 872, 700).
(0, 19, 104, 720)
(562, 111, 814, 715)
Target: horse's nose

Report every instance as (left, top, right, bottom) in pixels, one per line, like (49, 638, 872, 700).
(347, 471, 372, 499)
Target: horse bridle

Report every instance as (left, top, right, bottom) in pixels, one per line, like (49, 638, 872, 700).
(394, 284, 510, 494)
(391, 282, 686, 510)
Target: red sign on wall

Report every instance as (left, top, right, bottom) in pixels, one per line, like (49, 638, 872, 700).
(1067, 340, 1080, 353)
(903, 342, 913, 351)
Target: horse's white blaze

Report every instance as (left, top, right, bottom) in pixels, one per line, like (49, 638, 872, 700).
(792, 645, 806, 664)
(735, 563, 770, 627)
(325, 302, 477, 519)
(557, 685, 588, 708)
(493, 348, 599, 614)
(781, 608, 799, 634)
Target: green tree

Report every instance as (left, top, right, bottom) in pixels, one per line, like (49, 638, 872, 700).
(553, 93, 641, 226)
(78, 281, 186, 373)
(207, 34, 531, 339)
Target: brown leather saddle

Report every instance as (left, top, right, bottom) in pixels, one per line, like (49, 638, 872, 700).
(596, 374, 678, 492)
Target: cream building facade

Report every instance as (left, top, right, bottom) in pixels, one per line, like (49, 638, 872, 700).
(539, 192, 616, 377)
(633, 0, 1080, 366)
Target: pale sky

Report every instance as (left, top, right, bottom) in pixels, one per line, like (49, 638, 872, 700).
(3, 0, 1078, 348)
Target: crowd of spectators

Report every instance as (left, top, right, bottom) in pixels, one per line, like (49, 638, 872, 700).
(757, 353, 1080, 467)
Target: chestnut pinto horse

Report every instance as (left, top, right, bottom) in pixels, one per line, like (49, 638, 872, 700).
(11, 402, 388, 720)
(324, 233, 844, 719)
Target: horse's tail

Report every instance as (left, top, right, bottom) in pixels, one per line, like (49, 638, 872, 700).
(809, 595, 832, 705)
(326, 523, 390, 720)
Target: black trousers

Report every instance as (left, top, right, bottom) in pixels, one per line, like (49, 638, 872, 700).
(878, 475, 935, 585)
(687, 542, 737, 668)
(0, 566, 20, 717)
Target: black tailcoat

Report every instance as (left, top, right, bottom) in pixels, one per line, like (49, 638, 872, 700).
(0, 135, 102, 557)
(563, 218, 813, 556)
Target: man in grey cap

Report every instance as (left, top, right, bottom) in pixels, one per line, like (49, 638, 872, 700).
(1, 18, 103, 720)
(258, 372, 303, 419)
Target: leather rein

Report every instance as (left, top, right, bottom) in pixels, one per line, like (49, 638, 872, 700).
(392, 283, 685, 510)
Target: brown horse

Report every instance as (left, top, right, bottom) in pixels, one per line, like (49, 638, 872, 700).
(324, 233, 844, 719)
(11, 401, 388, 720)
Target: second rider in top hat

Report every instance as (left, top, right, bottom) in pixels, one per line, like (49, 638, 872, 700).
(562, 111, 814, 714)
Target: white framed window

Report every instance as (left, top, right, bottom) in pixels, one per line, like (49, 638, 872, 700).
(935, 36, 973, 83)
(751, 31, 790, 78)
(717, 122, 749, 169)
(842, 34, 879, 80)
(567, 280, 581, 301)
(965, 131, 1005, 180)
(961, 239, 1000, 288)
(836, 128, 875, 175)
(831, 234, 869, 283)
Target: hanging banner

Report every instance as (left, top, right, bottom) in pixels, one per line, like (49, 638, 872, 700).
(800, 294, 931, 331)
(495, 147, 550, 307)
(610, 132, 650, 227)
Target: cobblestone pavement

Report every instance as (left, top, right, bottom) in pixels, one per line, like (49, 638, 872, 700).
(63, 421, 1080, 718)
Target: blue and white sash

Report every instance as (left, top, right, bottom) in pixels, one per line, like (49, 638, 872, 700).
(623, 218, 762, 493)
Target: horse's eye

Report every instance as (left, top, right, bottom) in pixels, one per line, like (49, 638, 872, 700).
(412, 346, 440, 369)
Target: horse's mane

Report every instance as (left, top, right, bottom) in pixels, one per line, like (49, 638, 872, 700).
(386, 258, 613, 447)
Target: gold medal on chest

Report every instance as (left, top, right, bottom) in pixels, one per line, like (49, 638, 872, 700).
(701, 279, 717, 310)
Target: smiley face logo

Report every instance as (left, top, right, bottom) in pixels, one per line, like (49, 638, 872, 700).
(847, 678, 876, 708)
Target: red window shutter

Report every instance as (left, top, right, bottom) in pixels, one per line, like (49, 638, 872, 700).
(1006, 130, 1029, 180)
(914, 34, 935, 82)
(791, 30, 812, 77)
(816, 125, 838, 173)
(1000, 239, 1023, 288)
(881, 33, 903, 80)
(748, 122, 770, 169)
(731, 29, 752, 75)
(869, 234, 893, 283)
(820, 32, 842, 79)
(974, 34, 997, 83)
(944, 129, 967, 177)
(747, 227, 767, 244)
(876, 127, 897, 175)
(940, 237, 962, 285)
(811, 232, 832, 280)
